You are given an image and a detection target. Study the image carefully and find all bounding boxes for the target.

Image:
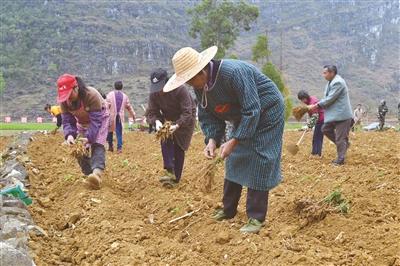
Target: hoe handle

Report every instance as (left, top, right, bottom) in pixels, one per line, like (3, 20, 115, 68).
(296, 130, 308, 146)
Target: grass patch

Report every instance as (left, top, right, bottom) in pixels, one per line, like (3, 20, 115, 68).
(285, 122, 303, 130)
(1, 122, 303, 132)
(0, 123, 55, 131)
(0, 122, 140, 132)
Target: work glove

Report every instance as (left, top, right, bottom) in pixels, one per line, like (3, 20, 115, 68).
(169, 124, 179, 134)
(79, 137, 89, 145)
(66, 135, 75, 145)
(155, 120, 163, 131)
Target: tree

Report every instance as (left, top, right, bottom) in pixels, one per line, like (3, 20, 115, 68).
(229, 54, 238, 59)
(262, 62, 293, 121)
(252, 35, 271, 64)
(188, 0, 259, 58)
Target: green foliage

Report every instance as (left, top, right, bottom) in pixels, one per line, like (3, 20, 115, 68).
(261, 62, 293, 121)
(324, 188, 350, 214)
(229, 54, 239, 59)
(252, 35, 270, 63)
(63, 174, 75, 182)
(47, 63, 58, 74)
(187, 0, 259, 58)
(122, 159, 130, 167)
(0, 72, 5, 95)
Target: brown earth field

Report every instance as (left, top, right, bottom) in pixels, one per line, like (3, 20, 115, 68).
(21, 130, 400, 265)
(0, 135, 13, 149)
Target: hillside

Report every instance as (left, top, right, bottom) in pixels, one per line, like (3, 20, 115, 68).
(0, 0, 399, 119)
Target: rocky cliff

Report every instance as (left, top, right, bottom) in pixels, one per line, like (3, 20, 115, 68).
(0, 0, 398, 119)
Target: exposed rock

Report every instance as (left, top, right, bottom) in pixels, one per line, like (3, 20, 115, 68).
(0, 242, 33, 266)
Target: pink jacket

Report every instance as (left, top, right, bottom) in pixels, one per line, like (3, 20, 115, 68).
(106, 90, 136, 132)
(306, 96, 324, 123)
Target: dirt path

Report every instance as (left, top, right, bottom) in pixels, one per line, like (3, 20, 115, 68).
(27, 131, 400, 265)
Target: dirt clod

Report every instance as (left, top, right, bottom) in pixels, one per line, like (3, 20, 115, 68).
(215, 232, 231, 244)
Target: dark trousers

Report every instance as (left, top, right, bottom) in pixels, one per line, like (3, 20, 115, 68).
(311, 122, 324, 156)
(222, 179, 269, 222)
(161, 139, 185, 182)
(56, 114, 62, 128)
(107, 115, 123, 150)
(322, 118, 352, 161)
(148, 124, 155, 134)
(77, 143, 106, 175)
(378, 116, 385, 130)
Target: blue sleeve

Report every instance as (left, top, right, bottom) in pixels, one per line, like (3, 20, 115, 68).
(318, 82, 344, 108)
(198, 106, 226, 147)
(62, 112, 78, 140)
(230, 68, 261, 140)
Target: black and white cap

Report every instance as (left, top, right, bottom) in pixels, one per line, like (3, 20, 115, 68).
(150, 68, 168, 93)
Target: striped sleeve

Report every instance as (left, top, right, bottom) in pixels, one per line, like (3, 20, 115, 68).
(230, 67, 261, 140)
(198, 106, 226, 146)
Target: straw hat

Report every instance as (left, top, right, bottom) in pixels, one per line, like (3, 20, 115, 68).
(163, 46, 218, 92)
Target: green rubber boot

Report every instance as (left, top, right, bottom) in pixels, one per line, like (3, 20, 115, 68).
(211, 209, 229, 221)
(159, 171, 175, 182)
(239, 218, 263, 234)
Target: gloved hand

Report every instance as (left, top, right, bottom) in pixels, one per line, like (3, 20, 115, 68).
(79, 137, 89, 145)
(169, 124, 179, 134)
(155, 120, 163, 131)
(66, 135, 75, 145)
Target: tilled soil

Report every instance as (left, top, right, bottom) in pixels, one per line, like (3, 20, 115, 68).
(27, 131, 400, 265)
(0, 135, 13, 150)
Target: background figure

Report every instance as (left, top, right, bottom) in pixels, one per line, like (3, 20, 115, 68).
(297, 90, 324, 156)
(309, 65, 353, 166)
(353, 103, 364, 131)
(106, 81, 136, 153)
(398, 102, 400, 127)
(144, 108, 155, 133)
(44, 104, 62, 131)
(377, 100, 388, 130)
(146, 68, 196, 188)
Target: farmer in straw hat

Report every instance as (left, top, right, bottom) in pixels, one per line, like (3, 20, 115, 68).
(164, 46, 285, 233)
(146, 68, 196, 188)
(56, 74, 110, 190)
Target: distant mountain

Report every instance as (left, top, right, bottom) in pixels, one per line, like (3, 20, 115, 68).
(0, 0, 399, 119)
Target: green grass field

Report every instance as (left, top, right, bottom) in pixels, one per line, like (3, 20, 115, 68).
(0, 122, 304, 134)
(0, 123, 56, 131)
(285, 122, 304, 130)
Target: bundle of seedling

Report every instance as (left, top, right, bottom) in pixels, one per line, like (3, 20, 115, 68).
(292, 105, 309, 121)
(294, 188, 350, 227)
(200, 157, 223, 193)
(156, 121, 173, 142)
(63, 137, 89, 160)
